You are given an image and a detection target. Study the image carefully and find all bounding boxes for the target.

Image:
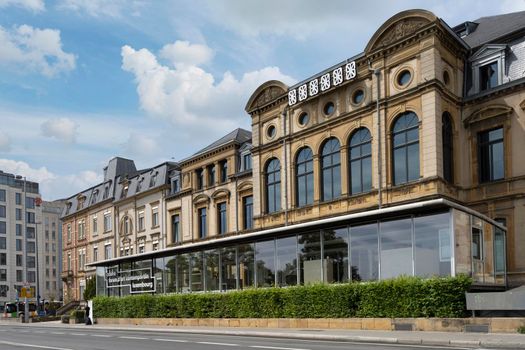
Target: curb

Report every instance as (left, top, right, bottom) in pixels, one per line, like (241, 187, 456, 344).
(2, 321, 524, 349)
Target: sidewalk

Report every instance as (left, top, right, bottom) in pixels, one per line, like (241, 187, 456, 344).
(8, 320, 525, 349)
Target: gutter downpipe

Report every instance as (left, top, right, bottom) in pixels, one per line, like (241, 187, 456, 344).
(282, 108, 289, 226)
(369, 60, 382, 209)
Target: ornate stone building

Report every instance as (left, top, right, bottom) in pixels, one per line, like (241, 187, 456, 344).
(87, 9, 525, 298)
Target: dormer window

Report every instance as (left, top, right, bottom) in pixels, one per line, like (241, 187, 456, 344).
(103, 181, 111, 199)
(121, 182, 129, 199)
(480, 61, 498, 91)
(136, 178, 143, 193)
(90, 190, 98, 205)
(149, 172, 158, 188)
(469, 44, 506, 95)
(242, 153, 252, 171)
(171, 172, 181, 194)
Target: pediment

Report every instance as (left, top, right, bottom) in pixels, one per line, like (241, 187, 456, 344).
(237, 180, 253, 193)
(193, 194, 210, 205)
(245, 80, 288, 113)
(463, 104, 513, 126)
(365, 10, 436, 53)
(469, 44, 507, 62)
(211, 189, 230, 200)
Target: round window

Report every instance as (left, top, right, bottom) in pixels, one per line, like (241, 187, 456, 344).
(443, 70, 450, 85)
(397, 70, 412, 86)
(352, 89, 364, 104)
(323, 102, 335, 116)
(298, 112, 309, 126)
(267, 125, 276, 139)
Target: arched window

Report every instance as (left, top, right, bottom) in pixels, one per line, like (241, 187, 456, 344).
(442, 112, 453, 183)
(349, 128, 372, 194)
(265, 158, 281, 213)
(392, 112, 420, 185)
(295, 147, 313, 207)
(321, 138, 341, 201)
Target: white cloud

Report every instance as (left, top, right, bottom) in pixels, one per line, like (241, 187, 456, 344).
(500, 0, 525, 13)
(159, 41, 214, 67)
(123, 133, 159, 158)
(41, 118, 78, 143)
(0, 158, 103, 200)
(0, 0, 44, 12)
(121, 41, 295, 133)
(57, 0, 143, 18)
(0, 131, 11, 152)
(0, 24, 76, 77)
(0, 159, 55, 184)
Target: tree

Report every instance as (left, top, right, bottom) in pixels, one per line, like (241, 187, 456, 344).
(83, 277, 96, 301)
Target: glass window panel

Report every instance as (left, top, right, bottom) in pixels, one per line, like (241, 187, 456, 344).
(414, 213, 451, 277)
(238, 243, 254, 289)
(333, 166, 341, 197)
(177, 254, 190, 293)
(380, 218, 413, 279)
(164, 256, 177, 293)
(351, 161, 361, 194)
(351, 223, 378, 281)
(298, 231, 321, 285)
(323, 169, 331, 200)
(407, 143, 420, 181)
(190, 252, 203, 292)
(494, 227, 505, 274)
(362, 158, 372, 191)
(393, 133, 404, 147)
(306, 174, 314, 204)
(276, 236, 297, 287)
(407, 127, 419, 143)
(221, 246, 237, 291)
(154, 258, 164, 294)
(324, 228, 349, 283)
(205, 249, 220, 291)
(492, 142, 504, 180)
(256, 240, 275, 287)
(394, 148, 406, 184)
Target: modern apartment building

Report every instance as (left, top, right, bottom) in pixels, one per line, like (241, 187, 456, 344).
(0, 171, 42, 307)
(80, 9, 525, 298)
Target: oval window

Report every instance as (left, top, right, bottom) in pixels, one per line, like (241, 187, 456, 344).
(352, 89, 364, 104)
(397, 70, 412, 86)
(298, 112, 309, 126)
(267, 125, 276, 139)
(323, 102, 335, 116)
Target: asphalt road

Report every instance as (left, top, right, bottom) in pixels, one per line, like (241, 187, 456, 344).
(0, 324, 480, 350)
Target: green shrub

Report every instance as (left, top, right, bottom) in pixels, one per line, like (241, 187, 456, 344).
(518, 326, 525, 334)
(93, 276, 471, 319)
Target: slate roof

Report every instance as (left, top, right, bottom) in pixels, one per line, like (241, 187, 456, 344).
(191, 128, 252, 158)
(455, 11, 525, 49)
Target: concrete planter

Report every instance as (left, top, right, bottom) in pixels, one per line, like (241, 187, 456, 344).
(96, 317, 525, 333)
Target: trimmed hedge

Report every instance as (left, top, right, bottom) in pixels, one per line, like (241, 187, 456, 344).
(93, 275, 471, 319)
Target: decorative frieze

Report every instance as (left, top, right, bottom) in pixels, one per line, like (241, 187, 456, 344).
(288, 61, 356, 106)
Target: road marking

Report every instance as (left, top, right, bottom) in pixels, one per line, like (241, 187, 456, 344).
(197, 341, 239, 346)
(0, 340, 74, 350)
(119, 336, 148, 340)
(50, 332, 65, 335)
(90, 334, 112, 338)
(250, 346, 310, 350)
(70, 333, 87, 336)
(153, 338, 189, 343)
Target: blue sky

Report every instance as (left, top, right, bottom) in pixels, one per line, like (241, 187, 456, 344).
(0, 0, 524, 200)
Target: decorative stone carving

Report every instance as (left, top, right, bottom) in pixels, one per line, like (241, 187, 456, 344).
(255, 86, 286, 107)
(379, 19, 427, 47)
(520, 99, 525, 111)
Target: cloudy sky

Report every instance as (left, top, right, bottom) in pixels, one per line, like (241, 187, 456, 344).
(0, 0, 524, 200)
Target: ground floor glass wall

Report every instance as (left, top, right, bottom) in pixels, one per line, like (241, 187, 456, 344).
(96, 209, 507, 296)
